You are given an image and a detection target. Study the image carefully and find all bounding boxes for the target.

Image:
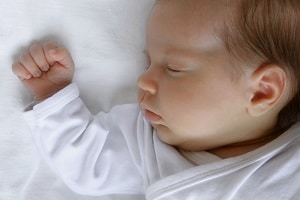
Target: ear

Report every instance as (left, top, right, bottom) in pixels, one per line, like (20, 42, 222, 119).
(246, 64, 287, 117)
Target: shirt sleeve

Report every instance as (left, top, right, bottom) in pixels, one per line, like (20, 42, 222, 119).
(23, 83, 144, 196)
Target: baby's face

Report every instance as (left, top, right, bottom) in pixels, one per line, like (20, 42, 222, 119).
(138, 0, 249, 151)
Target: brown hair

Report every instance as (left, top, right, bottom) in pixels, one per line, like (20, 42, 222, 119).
(223, 0, 300, 130)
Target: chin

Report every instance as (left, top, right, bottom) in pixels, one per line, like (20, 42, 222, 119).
(155, 125, 173, 143)
(155, 126, 184, 148)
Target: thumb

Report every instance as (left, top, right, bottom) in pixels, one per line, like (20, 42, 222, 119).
(48, 47, 74, 69)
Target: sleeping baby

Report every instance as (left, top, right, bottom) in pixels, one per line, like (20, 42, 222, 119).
(12, 0, 300, 199)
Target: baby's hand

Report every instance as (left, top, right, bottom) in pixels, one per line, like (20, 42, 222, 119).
(12, 42, 74, 102)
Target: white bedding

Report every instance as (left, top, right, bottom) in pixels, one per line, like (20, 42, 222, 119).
(0, 0, 155, 199)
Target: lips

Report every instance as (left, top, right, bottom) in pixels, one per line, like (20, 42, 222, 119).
(139, 92, 162, 123)
(140, 103, 162, 123)
(144, 109, 162, 123)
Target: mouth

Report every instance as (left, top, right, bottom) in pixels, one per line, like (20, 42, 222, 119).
(139, 92, 162, 123)
(144, 109, 162, 123)
(140, 104, 162, 123)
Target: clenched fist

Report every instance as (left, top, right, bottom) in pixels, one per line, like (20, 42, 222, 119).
(12, 42, 74, 102)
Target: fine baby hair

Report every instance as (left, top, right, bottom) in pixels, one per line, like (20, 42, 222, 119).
(222, 0, 300, 130)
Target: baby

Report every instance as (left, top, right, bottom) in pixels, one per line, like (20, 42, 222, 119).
(12, 0, 300, 199)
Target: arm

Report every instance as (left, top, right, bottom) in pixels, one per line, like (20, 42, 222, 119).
(12, 43, 144, 195)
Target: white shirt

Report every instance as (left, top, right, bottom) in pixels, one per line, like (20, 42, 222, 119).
(24, 83, 300, 200)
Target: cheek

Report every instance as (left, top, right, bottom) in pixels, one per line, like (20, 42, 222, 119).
(160, 88, 202, 126)
(161, 84, 235, 126)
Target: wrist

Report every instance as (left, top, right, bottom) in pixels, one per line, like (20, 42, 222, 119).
(33, 83, 72, 103)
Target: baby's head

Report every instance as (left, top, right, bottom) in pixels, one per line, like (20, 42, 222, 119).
(222, 0, 300, 130)
(138, 0, 300, 155)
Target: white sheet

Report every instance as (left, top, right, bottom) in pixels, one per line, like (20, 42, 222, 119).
(0, 0, 155, 199)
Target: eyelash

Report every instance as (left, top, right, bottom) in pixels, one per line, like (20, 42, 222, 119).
(144, 50, 186, 73)
(144, 53, 181, 73)
(145, 65, 182, 74)
(165, 66, 181, 73)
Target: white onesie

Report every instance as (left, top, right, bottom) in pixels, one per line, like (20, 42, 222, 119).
(24, 83, 300, 200)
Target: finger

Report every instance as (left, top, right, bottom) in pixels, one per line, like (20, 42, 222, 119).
(19, 52, 42, 78)
(48, 47, 74, 69)
(42, 42, 58, 66)
(29, 43, 49, 71)
(12, 62, 32, 80)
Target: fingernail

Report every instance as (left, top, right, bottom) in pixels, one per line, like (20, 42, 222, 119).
(49, 49, 56, 55)
(36, 71, 42, 77)
(42, 65, 49, 71)
(33, 70, 41, 78)
(25, 74, 31, 79)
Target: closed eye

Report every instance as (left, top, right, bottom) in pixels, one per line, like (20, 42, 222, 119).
(166, 67, 181, 72)
(165, 65, 183, 73)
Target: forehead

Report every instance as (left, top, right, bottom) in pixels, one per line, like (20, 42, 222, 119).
(148, 0, 231, 52)
(151, 0, 230, 27)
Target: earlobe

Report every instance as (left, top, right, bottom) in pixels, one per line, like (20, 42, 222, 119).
(247, 64, 287, 117)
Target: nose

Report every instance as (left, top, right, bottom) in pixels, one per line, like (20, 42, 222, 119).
(138, 69, 158, 95)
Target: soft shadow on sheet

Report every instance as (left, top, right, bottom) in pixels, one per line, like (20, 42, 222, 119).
(0, 0, 155, 199)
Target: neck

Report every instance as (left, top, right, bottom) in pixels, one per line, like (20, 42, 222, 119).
(208, 132, 281, 159)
